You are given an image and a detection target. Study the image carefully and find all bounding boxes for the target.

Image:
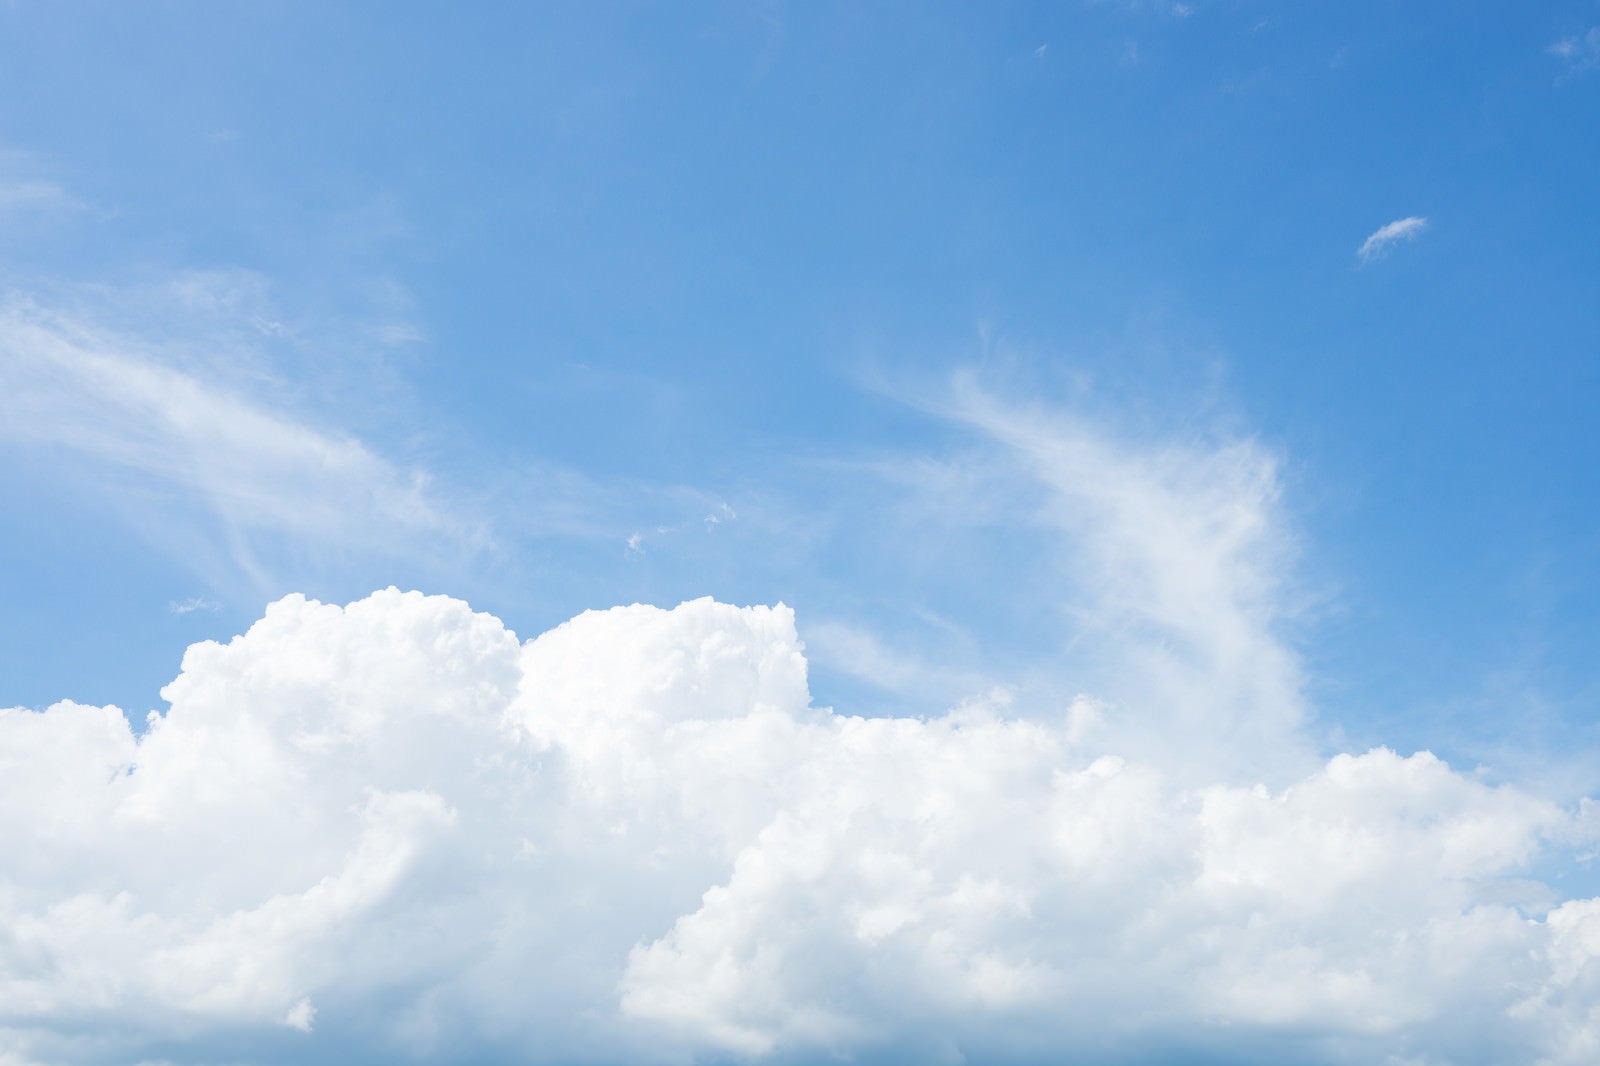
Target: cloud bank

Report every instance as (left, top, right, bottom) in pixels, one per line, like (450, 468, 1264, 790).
(0, 359, 1591, 1065)
(1357, 217, 1429, 264)
(4, 587, 1600, 1066)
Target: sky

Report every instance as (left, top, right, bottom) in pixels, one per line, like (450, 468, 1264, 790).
(1, 2, 1598, 1064)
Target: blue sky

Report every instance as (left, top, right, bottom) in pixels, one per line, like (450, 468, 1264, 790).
(2, 3, 1600, 1064)
(4, 1, 1597, 759)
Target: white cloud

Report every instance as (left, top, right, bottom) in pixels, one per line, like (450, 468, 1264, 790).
(0, 367, 1592, 1064)
(873, 375, 1312, 780)
(0, 149, 82, 220)
(0, 179, 77, 216)
(1549, 28, 1600, 72)
(801, 617, 999, 705)
(283, 997, 316, 1033)
(1094, 0, 1198, 15)
(168, 597, 221, 615)
(1358, 216, 1429, 264)
(3, 588, 1600, 1065)
(0, 299, 473, 592)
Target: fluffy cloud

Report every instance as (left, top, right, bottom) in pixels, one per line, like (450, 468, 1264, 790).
(4, 588, 1600, 1065)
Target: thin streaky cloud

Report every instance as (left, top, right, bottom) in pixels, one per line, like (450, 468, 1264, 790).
(167, 597, 221, 615)
(0, 299, 476, 592)
(1549, 27, 1600, 72)
(0, 178, 78, 215)
(802, 617, 996, 705)
(0, 148, 83, 218)
(939, 376, 1309, 780)
(1358, 216, 1428, 264)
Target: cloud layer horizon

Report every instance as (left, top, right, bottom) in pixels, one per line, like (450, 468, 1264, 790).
(6, 587, 1600, 1066)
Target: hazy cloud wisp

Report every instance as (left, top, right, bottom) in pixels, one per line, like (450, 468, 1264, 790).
(1549, 28, 1600, 72)
(1358, 216, 1429, 264)
(0, 300, 469, 592)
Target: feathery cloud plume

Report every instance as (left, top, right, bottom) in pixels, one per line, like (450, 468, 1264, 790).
(0, 299, 472, 593)
(1358, 216, 1429, 264)
(1549, 28, 1600, 72)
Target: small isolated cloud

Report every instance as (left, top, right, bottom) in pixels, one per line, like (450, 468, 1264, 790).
(625, 532, 644, 555)
(168, 597, 220, 615)
(1358, 215, 1428, 264)
(1549, 27, 1600, 72)
(703, 501, 736, 529)
(282, 997, 316, 1033)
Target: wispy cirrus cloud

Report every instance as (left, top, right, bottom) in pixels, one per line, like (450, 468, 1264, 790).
(0, 297, 477, 595)
(802, 616, 998, 706)
(1358, 216, 1428, 264)
(167, 596, 221, 615)
(934, 375, 1309, 778)
(761, 362, 1314, 773)
(1549, 27, 1600, 73)
(0, 149, 83, 219)
(0, 177, 77, 216)
(1093, 0, 1196, 15)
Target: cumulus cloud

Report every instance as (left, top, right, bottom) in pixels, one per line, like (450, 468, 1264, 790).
(4, 588, 1600, 1065)
(1358, 216, 1429, 264)
(0, 368, 1590, 1064)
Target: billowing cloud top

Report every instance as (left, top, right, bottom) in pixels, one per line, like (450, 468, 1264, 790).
(4, 588, 1600, 1065)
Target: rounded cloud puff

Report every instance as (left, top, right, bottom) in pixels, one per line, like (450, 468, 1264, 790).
(2, 588, 1598, 1065)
